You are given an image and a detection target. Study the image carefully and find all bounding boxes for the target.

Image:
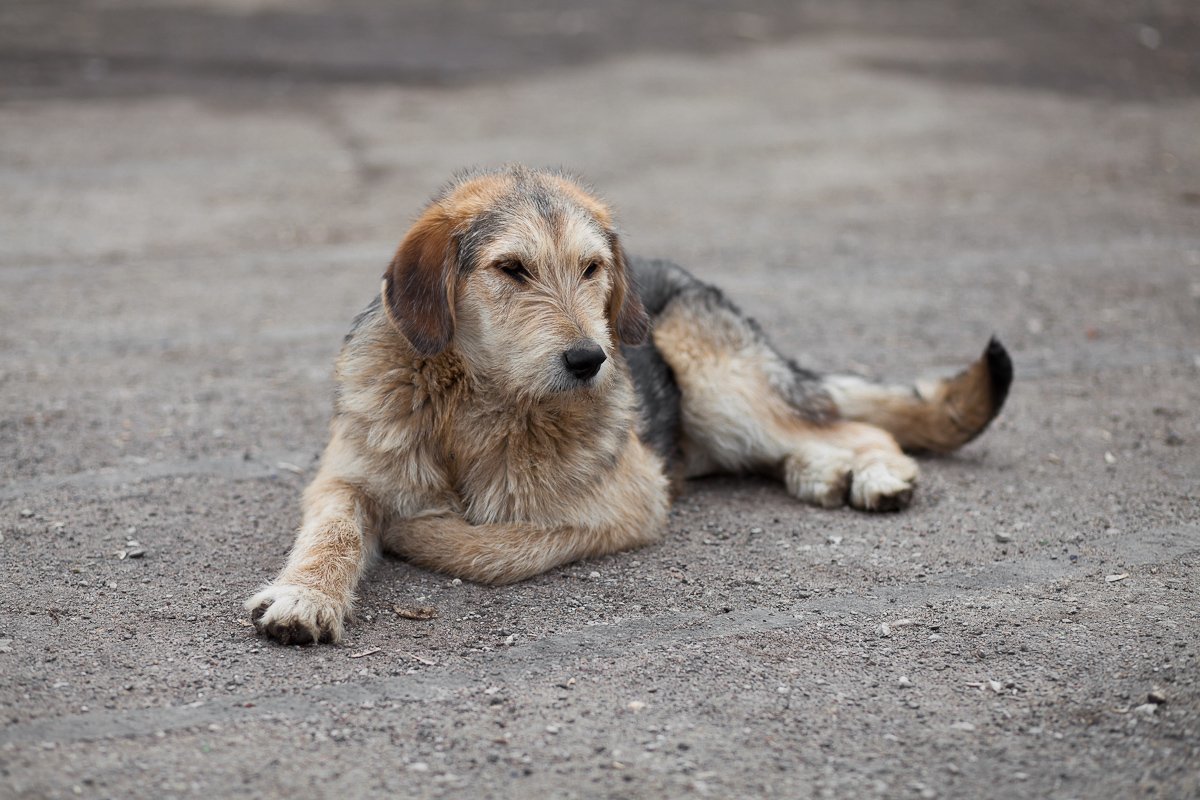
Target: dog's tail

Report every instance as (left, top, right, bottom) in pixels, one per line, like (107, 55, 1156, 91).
(822, 338, 1013, 454)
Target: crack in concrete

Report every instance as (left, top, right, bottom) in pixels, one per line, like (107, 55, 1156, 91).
(0, 452, 316, 501)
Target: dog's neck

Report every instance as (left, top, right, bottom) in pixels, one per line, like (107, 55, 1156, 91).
(452, 347, 637, 446)
(443, 352, 640, 525)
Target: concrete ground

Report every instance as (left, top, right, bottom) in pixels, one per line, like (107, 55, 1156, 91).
(2, 1, 1198, 797)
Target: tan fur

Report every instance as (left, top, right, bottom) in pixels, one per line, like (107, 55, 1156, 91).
(652, 300, 919, 512)
(245, 451, 382, 644)
(382, 428, 668, 584)
(825, 349, 1006, 453)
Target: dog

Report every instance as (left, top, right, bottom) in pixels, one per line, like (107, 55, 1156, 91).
(246, 165, 1012, 645)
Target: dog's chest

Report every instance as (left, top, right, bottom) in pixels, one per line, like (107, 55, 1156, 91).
(444, 399, 631, 525)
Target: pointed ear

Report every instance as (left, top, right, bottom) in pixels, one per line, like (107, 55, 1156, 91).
(607, 234, 650, 345)
(382, 210, 458, 356)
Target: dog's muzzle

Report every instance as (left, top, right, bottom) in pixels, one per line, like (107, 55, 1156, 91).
(562, 341, 607, 381)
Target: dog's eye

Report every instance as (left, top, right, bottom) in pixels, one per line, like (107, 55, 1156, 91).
(497, 260, 529, 283)
(582, 262, 599, 279)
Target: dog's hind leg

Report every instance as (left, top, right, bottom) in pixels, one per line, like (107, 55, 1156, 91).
(649, 279, 918, 511)
(823, 338, 1013, 454)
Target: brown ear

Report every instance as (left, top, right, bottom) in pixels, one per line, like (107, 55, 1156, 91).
(382, 210, 458, 356)
(607, 234, 650, 345)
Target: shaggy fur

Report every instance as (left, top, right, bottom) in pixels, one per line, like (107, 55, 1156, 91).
(246, 166, 1012, 645)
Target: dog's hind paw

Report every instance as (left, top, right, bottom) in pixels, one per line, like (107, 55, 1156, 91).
(244, 583, 346, 645)
(847, 457, 917, 512)
(783, 447, 852, 508)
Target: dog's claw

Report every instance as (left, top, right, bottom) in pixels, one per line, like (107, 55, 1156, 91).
(244, 584, 345, 646)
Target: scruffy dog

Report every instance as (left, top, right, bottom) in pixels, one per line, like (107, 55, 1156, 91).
(247, 165, 1012, 645)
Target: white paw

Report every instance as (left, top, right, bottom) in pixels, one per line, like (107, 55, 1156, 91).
(847, 456, 918, 512)
(783, 447, 853, 508)
(245, 583, 346, 645)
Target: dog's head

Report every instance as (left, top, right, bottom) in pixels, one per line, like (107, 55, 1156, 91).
(382, 166, 648, 397)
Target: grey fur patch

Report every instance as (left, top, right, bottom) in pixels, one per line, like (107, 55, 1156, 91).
(629, 257, 836, 425)
(344, 294, 383, 344)
(622, 340, 682, 465)
(457, 207, 506, 275)
(628, 257, 693, 317)
(455, 174, 588, 275)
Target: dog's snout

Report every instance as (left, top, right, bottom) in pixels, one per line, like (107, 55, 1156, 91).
(563, 341, 607, 380)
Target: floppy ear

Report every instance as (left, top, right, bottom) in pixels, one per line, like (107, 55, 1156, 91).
(607, 234, 650, 345)
(381, 210, 458, 356)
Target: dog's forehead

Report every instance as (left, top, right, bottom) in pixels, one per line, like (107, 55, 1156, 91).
(459, 184, 612, 269)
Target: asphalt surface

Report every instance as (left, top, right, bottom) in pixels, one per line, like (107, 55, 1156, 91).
(2, 1, 1199, 798)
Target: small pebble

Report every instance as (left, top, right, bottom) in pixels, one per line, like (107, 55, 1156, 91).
(1147, 689, 1167, 705)
(749, 527, 763, 534)
(897, 676, 913, 688)
(408, 762, 429, 772)
(627, 700, 646, 712)
(1104, 451, 1117, 465)
(950, 722, 976, 732)
(20, 509, 33, 518)
(394, 605, 437, 620)
(1133, 703, 1157, 716)
(1137, 24, 1161, 50)
(878, 622, 892, 637)
(451, 578, 462, 586)
(545, 725, 560, 735)
(994, 532, 1012, 544)
(588, 571, 600, 579)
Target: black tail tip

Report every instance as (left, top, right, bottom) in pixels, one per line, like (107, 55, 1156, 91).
(984, 336, 1013, 412)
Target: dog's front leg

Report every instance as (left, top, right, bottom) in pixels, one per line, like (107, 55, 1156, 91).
(384, 512, 662, 585)
(245, 470, 380, 644)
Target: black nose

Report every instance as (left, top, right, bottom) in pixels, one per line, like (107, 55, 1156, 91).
(562, 341, 607, 380)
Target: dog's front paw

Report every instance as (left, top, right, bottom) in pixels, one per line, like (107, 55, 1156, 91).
(244, 583, 346, 645)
